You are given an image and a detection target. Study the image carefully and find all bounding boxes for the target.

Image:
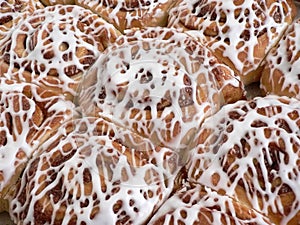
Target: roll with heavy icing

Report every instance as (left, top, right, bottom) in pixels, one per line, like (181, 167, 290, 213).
(168, 0, 297, 85)
(187, 95, 300, 225)
(78, 27, 245, 152)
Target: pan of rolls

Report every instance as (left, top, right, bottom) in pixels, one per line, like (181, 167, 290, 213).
(0, 0, 300, 224)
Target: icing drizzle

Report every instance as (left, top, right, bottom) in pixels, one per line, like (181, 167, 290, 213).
(168, 0, 296, 84)
(10, 117, 180, 225)
(0, 78, 74, 198)
(261, 18, 300, 99)
(75, 0, 175, 32)
(0, 5, 120, 99)
(79, 27, 244, 151)
(148, 184, 272, 225)
(187, 95, 300, 224)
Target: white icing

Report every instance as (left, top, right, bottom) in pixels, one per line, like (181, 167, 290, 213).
(10, 117, 180, 225)
(0, 5, 119, 98)
(0, 0, 43, 47)
(0, 78, 74, 197)
(168, 0, 295, 81)
(0, 0, 42, 24)
(148, 184, 272, 225)
(76, 0, 171, 31)
(79, 27, 242, 151)
(261, 18, 300, 99)
(187, 95, 300, 224)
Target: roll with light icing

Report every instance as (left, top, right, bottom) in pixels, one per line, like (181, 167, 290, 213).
(261, 18, 300, 99)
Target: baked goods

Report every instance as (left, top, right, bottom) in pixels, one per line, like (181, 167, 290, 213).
(148, 184, 273, 225)
(261, 17, 300, 99)
(79, 27, 245, 151)
(187, 95, 300, 225)
(39, 0, 75, 6)
(168, 0, 297, 85)
(0, 1, 300, 224)
(0, 0, 43, 25)
(9, 117, 181, 224)
(0, 0, 43, 44)
(0, 78, 75, 213)
(0, 4, 120, 100)
(75, 0, 177, 32)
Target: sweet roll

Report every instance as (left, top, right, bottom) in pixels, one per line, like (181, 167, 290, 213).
(9, 117, 181, 225)
(75, 0, 177, 32)
(148, 184, 273, 225)
(261, 18, 300, 99)
(78, 27, 245, 152)
(0, 5, 120, 100)
(168, 0, 297, 85)
(0, 78, 74, 213)
(187, 95, 300, 225)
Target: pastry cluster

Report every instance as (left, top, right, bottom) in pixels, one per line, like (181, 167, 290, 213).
(0, 0, 299, 225)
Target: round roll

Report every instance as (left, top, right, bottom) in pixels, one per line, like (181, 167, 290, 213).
(168, 0, 297, 85)
(0, 78, 74, 212)
(148, 184, 272, 225)
(9, 117, 181, 225)
(0, 5, 120, 100)
(75, 0, 177, 32)
(261, 18, 300, 99)
(79, 27, 245, 151)
(187, 95, 300, 225)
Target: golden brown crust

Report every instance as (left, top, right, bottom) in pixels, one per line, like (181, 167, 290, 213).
(39, 0, 75, 6)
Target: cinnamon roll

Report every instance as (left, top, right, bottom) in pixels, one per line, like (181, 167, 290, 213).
(148, 184, 272, 225)
(0, 5, 120, 100)
(168, 0, 297, 86)
(9, 117, 181, 225)
(187, 95, 300, 225)
(261, 18, 300, 99)
(0, 78, 75, 213)
(75, 0, 177, 32)
(78, 27, 245, 151)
